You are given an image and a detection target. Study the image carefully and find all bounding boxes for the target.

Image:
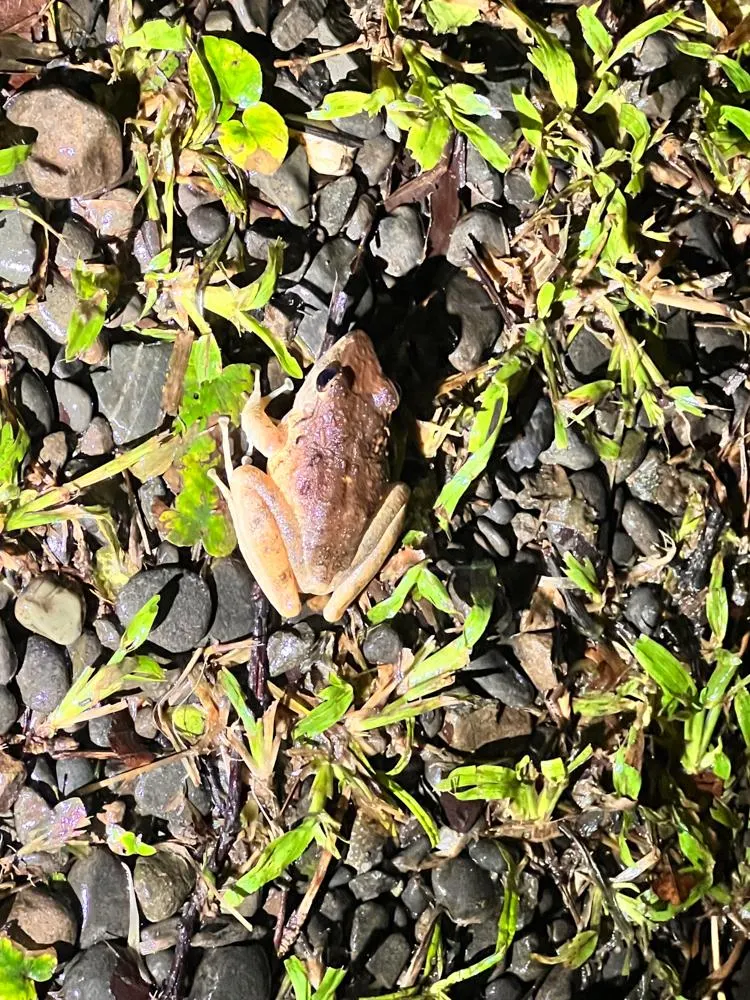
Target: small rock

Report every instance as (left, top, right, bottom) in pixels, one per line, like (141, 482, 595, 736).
(627, 448, 693, 517)
(39, 431, 69, 472)
(135, 851, 195, 922)
(56, 218, 97, 270)
(539, 429, 596, 471)
(91, 341, 172, 445)
(293, 235, 358, 309)
(485, 975, 525, 1000)
(374, 206, 425, 277)
(209, 557, 262, 643)
(271, 0, 325, 49)
(320, 887, 352, 921)
(506, 398, 554, 472)
(56, 757, 95, 795)
(347, 811, 387, 873)
(632, 31, 674, 75)
(366, 933, 411, 989)
(249, 144, 310, 227)
(625, 585, 662, 634)
(8, 885, 77, 946)
(13, 786, 53, 844)
(79, 416, 114, 456)
(446, 272, 501, 372)
(402, 876, 429, 917)
(346, 193, 376, 242)
(0, 749, 25, 812)
(18, 371, 54, 436)
(468, 839, 508, 874)
(35, 272, 77, 344)
(7, 320, 51, 375)
(133, 759, 190, 820)
(431, 856, 498, 924)
(503, 168, 537, 212)
(357, 134, 395, 185)
(350, 901, 389, 961)
(0, 210, 36, 284)
(612, 530, 635, 566)
(536, 967, 573, 1000)
(570, 470, 607, 521)
(509, 931, 546, 982)
(15, 574, 85, 646)
(476, 519, 511, 558)
(608, 430, 647, 485)
(447, 208, 509, 267)
(318, 175, 358, 235)
(267, 623, 318, 676)
(442, 699, 530, 750)
(567, 327, 610, 375)
(72, 188, 137, 239)
(94, 617, 121, 649)
(339, 111, 384, 139)
(60, 942, 118, 1000)
(362, 623, 403, 664)
(116, 567, 212, 654)
(53, 348, 84, 380)
(467, 650, 534, 708)
(88, 715, 113, 748)
(349, 870, 398, 900)
(69, 847, 130, 948)
(188, 945, 271, 1000)
(55, 380, 94, 434)
(621, 499, 663, 556)
(466, 116, 512, 201)
(17, 636, 69, 715)
(187, 204, 228, 245)
(0, 686, 19, 734)
(7, 86, 123, 199)
(0, 617, 18, 684)
(138, 478, 168, 531)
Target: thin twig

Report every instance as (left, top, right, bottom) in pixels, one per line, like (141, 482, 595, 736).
(274, 41, 366, 69)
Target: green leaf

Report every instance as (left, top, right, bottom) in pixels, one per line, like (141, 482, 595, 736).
(719, 105, 750, 141)
(537, 930, 599, 969)
(619, 103, 650, 163)
(424, 0, 481, 32)
(530, 147, 551, 198)
(202, 36, 262, 109)
(735, 687, 750, 750)
(109, 594, 160, 665)
(707, 550, 728, 643)
(562, 552, 601, 603)
(453, 115, 511, 172)
(223, 816, 318, 907)
(161, 434, 237, 557)
(406, 113, 452, 170)
(309, 91, 375, 120)
(633, 635, 696, 705)
(173, 704, 206, 737)
(179, 335, 254, 429)
(415, 567, 455, 615)
(122, 17, 188, 51)
(378, 772, 439, 847)
(65, 261, 118, 361)
(0, 937, 56, 1000)
(716, 55, 750, 94)
(442, 84, 493, 118)
(0, 418, 28, 508)
(603, 11, 681, 70)
(437, 763, 521, 801)
(294, 674, 354, 739)
(218, 103, 289, 174)
(528, 26, 577, 110)
(367, 562, 438, 623)
(107, 824, 157, 856)
(384, 0, 401, 31)
(512, 90, 543, 146)
(577, 5, 613, 63)
(0, 144, 31, 177)
(188, 48, 219, 129)
(285, 957, 312, 1000)
(463, 561, 496, 647)
(613, 746, 641, 799)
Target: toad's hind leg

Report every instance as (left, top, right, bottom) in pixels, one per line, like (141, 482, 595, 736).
(224, 464, 303, 620)
(323, 483, 410, 623)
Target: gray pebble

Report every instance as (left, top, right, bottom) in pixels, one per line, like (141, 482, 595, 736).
(0, 617, 17, 684)
(447, 208, 509, 267)
(39, 431, 69, 472)
(318, 175, 357, 236)
(345, 192, 376, 242)
(56, 757, 95, 795)
(612, 530, 635, 566)
(79, 416, 114, 456)
(320, 887, 352, 921)
(134, 759, 189, 820)
(402, 876, 429, 917)
(138, 477, 168, 531)
(446, 271, 500, 372)
(17, 636, 69, 714)
(267, 623, 317, 676)
(570, 470, 607, 521)
(7, 319, 51, 374)
(52, 348, 84, 380)
(135, 851, 195, 922)
(366, 933, 411, 989)
(476, 518, 511, 558)
(468, 839, 508, 874)
(88, 714, 113, 748)
(116, 567, 212, 654)
(484, 498, 515, 525)
(621, 499, 663, 555)
(188, 945, 271, 1000)
(55, 379, 94, 433)
(15, 573, 85, 646)
(506, 398, 554, 472)
(431, 855, 498, 924)
(35, 271, 77, 344)
(624, 585, 661, 635)
(503, 168, 537, 212)
(56, 218, 97, 270)
(0, 685, 18, 734)
(539, 429, 596, 471)
(567, 327, 610, 375)
(357, 134, 395, 185)
(60, 942, 118, 1000)
(362, 623, 403, 664)
(0, 210, 36, 285)
(91, 341, 172, 445)
(338, 111, 384, 139)
(19, 371, 54, 436)
(187, 205, 228, 245)
(209, 557, 262, 643)
(271, 0, 325, 49)
(350, 901, 389, 961)
(484, 976, 525, 1000)
(509, 931, 546, 982)
(349, 870, 398, 900)
(374, 206, 424, 277)
(248, 145, 310, 227)
(69, 847, 130, 948)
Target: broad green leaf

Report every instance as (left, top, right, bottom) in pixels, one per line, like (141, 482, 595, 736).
(704, 649, 741, 706)
(295, 675, 354, 739)
(384, 0, 401, 31)
(107, 824, 157, 856)
(512, 90, 543, 146)
(424, 0, 481, 32)
(716, 55, 750, 94)
(285, 957, 313, 1000)
(173, 704, 206, 737)
(406, 113, 452, 170)
(0, 418, 28, 508)
(719, 105, 750, 141)
(314, 967, 347, 1000)
(528, 27, 577, 110)
(619, 103, 650, 163)
(562, 552, 601, 603)
(633, 635, 696, 705)
(463, 561, 496, 647)
(122, 17, 188, 51)
(437, 763, 520, 800)
(530, 147, 551, 198)
(188, 48, 218, 128)
(368, 563, 426, 623)
(577, 5, 612, 63)
(442, 84, 493, 117)
(223, 816, 318, 907)
(537, 282, 555, 318)
(65, 261, 118, 361)
(735, 686, 750, 750)
(109, 594, 160, 665)
(416, 568, 455, 615)
(707, 550, 728, 643)
(453, 114, 511, 171)
(202, 36, 262, 108)
(603, 11, 681, 71)
(0, 144, 31, 177)
(179, 335, 254, 430)
(161, 434, 237, 557)
(0, 938, 56, 1000)
(308, 91, 374, 120)
(236, 238, 284, 311)
(613, 745, 641, 799)
(218, 103, 289, 174)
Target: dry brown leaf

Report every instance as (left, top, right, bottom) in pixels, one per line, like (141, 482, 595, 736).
(0, 0, 47, 34)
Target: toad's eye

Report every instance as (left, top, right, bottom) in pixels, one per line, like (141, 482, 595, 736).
(316, 363, 341, 391)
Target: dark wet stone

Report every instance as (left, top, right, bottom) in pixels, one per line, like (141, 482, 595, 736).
(7, 319, 51, 375)
(349, 870, 398, 900)
(8, 884, 77, 946)
(485, 975, 525, 1000)
(509, 931, 546, 982)
(446, 271, 501, 372)
(362, 623, 403, 664)
(68, 630, 103, 675)
(468, 839, 509, 874)
(7, 86, 123, 199)
(476, 519, 511, 558)
(0, 210, 36, 285)
(621, 500, 663, 556)
(209, 557, 262, 643)
(187, 205, 228, 245)
(79, 416, 115, 457)
(540, 429, 596, 471)
(318, 175, 358, 236)
(91, 341, 172, 446)
(0, 617, 17, 685)
(632, 31, 674, 75)
(536, 967, 573, 1000)
(56, 758, 95, 796)
(133, 759, 189, 820)
(267, 622, 317, 676)
(271, 0, 325, 49)
(18, 371, 54, 436)
(366, 933, 411, 989)
(567, 327, 610, 375)
(612, 530, 635, 566)
(116, 567, 213, 654)
(60, 942, 118, 1000)
(570, 470, 607, 521)
(350, 901, 389, 961)
(466, 117, 512, 201)
(626, 448, 692, 517)
(431, 855, 498, 924)
(17, 636, 69, 715)
(0, 686, 18, 735)
(625, 585, 662, 635)
(374, 206, 425, 277)
(188, 945, 271, 1000)
(447, 207, 509, 267)
(485, 498, 515, 525)
(35, 272, 79, 345)
(88, 715, 113, 748)
(56, 218, 97, 270)
(69, 847, 130, 948)
(506, 398, 554, 472)
(320, 887, 352, 921)
(248, 145, 310, 227)
(402, 875, 429, 917)
(356, 134, 395, 185)
(134, 851, 195, 922)
(55, 379, 94, 434)
(138, 477, 168, 531)
(503, 168, 536, 211)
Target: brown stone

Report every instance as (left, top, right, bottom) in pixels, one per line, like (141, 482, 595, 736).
(0, 750, 24, 812)
(72, 187, 138, 239)
(8, 885, 78, 946)
(7, 86, 123, 199)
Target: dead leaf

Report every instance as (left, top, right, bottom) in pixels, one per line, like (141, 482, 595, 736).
(512, 631, 558, 693)
(0, 0, 46, 34)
